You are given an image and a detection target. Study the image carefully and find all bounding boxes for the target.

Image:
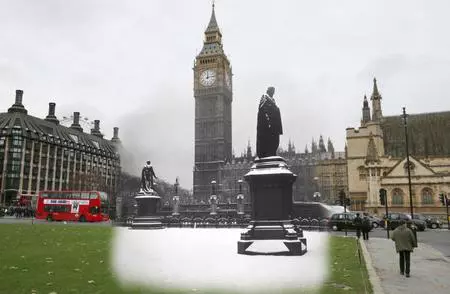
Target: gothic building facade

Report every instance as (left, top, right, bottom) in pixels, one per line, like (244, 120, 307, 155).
(0, 90, 122, 207)
(220, 139, 347, 204)
(347, 78, 450, 214)
(193, 5, 233, 202)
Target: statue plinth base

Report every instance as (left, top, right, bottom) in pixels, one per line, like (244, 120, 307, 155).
(172, 196, 180, 216)
(237, 156, 307, 256)
(131, 190, 163, 230)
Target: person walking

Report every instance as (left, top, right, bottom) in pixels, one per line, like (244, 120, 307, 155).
(391, 219, 417, 277)
(362, 215, 371, 240)
(353, 213, 363, 239)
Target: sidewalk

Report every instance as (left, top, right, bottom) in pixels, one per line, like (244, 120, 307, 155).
(362, 237, 450, 294)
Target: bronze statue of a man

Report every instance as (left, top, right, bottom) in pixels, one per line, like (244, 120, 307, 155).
(256, 86, 283, 158)
(141, 160, 157, 192)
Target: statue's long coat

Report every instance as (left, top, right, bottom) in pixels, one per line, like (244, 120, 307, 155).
(256, 95, 283, 158)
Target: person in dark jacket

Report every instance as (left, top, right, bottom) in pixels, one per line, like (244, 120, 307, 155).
(362, 215, 371, 240)
(391, 219, 417, 277)
(353, 213, 363, 239)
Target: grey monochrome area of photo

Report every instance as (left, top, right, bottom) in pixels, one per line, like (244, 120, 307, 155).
(1, 0, 450, 294)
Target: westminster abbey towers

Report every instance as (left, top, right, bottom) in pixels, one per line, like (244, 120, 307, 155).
(193, 6, 233, 201)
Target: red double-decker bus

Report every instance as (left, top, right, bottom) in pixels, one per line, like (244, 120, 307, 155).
(35, 191, 109, 222)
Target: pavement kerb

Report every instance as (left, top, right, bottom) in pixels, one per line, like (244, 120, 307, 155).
(359, 238, 384, 294)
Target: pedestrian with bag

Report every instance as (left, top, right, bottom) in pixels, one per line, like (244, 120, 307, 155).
(391, 219, 417, 277)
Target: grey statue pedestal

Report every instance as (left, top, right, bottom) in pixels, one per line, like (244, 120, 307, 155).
(131, 189, 163, 230)
(210, 195, 218, 215)
(236, 194, 245, 215)
(237, 156, 307, 256)
(172, 196, 180, 216)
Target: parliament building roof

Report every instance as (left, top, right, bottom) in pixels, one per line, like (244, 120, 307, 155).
(381, 111, 450, 158)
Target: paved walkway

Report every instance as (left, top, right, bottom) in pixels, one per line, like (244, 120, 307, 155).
(362, 237, 450, 294)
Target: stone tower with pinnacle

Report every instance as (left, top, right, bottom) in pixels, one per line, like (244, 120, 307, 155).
(193, 4, 233, 202)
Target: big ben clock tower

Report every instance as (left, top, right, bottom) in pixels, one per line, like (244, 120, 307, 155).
(193, 4, 233, 202)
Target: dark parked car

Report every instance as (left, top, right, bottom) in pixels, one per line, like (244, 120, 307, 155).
(329, 212, 372, 231)
(409, 213, 441, 229)
(381, 212, 426, 231)
(368, 215, 383, 228)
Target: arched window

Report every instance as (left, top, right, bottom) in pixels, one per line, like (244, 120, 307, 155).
(421, 188, 433, 205)
(403, 161, 415, 176)
(391, 188, 404, 205)
(358, 166, 367, 180)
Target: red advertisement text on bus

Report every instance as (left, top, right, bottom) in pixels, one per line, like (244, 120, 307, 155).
(35, 191, 109, 222)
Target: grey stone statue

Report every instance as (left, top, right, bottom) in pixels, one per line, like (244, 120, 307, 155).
(141, 160, 157, 193)
(256, 87, 283, 158)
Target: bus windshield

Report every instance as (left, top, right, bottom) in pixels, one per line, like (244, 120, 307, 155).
(99, 192, 108, 201)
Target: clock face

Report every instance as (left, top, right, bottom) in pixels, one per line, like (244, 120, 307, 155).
(200, 69, 216, 87)
(225, 71, 231, 89)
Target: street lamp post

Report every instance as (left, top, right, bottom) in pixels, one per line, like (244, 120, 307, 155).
(401, 107, 414, 219)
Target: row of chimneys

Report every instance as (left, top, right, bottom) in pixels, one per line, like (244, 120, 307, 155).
(8, 89, 120, 142)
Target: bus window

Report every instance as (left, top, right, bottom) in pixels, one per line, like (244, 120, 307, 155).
(44, 205, 70, 212)
(89, 206, 100, 214)
(90, 192, 98, 199)
(71, 192, 81, 199)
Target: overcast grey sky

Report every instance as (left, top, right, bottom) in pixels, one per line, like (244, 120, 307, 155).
(1, 0, 450, 189)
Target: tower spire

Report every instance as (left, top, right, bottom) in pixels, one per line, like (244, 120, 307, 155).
(206, 1, 219, 33)
(361, 94, 371, 125)
(365, 133, 379, 164)
(198, 1, 224, 55)
(372, 78, 380, 98)
(370, 77, 383, 121)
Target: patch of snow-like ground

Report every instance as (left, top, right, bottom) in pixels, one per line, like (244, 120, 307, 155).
(112, 228, 329, 293)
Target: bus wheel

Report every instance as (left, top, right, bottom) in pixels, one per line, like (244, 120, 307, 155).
(46, 215, 53, 222)
(79, 215, 86, 222)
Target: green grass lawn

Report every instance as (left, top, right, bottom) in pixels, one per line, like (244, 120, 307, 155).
(319, 237, 373, 294)
(0, 224, 372, 294)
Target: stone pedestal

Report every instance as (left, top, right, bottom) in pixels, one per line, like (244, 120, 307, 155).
(131, 189, 163, 229)
(236, 194, 245, 215)
(172, 196, 180, 216)
(237, 156, 307, 256)
(210, 195, 218, 215)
